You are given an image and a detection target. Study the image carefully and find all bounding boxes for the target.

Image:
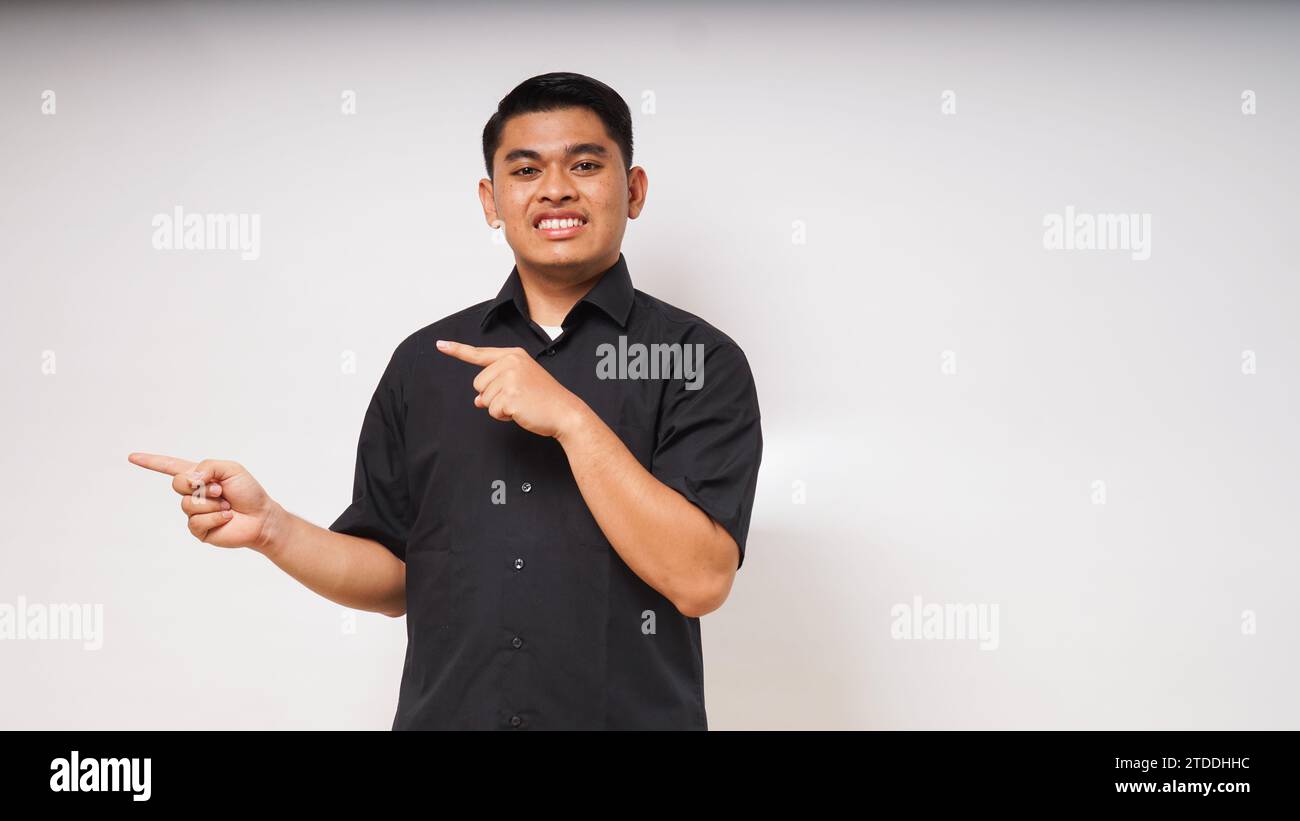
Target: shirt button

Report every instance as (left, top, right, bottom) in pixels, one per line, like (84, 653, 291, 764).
(510, 715, 522, 728)
(521, 482, 532, 493)
(544, 348, 556, 356)
(513, 557, 525, 571)
(512, 636, 523, 649)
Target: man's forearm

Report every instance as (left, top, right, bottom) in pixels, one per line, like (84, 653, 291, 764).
(253, 506, 407, 618)
(555, 404, 737, 618)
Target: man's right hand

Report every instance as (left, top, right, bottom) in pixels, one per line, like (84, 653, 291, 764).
(128, 453, 284, 552)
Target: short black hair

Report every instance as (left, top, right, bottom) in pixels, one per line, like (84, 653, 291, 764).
(482, 72, 633, 180)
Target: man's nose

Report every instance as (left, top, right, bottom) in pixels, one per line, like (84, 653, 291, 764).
(538, 166, 579, 202)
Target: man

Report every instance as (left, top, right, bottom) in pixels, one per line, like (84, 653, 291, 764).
(129, 72, 762, 730)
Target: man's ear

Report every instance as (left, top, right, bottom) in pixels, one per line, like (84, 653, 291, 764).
(478, 177, 501, 228)
(627, 166, 648, 220)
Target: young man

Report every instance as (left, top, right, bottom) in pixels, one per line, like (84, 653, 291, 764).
(129, 72, 762, 730)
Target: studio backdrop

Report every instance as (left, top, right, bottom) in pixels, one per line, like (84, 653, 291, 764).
(2, 0, 1297, 729)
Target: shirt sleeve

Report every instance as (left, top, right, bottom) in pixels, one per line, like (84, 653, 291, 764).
(329, 344, 413, 561)
(650, 339, 762, 570)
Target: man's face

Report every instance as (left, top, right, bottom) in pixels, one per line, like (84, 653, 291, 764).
(480, 106, 645, 280)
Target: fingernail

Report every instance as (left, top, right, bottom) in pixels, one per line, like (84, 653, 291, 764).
(223, 510, 233, 518)
(436, 340, 449, 350)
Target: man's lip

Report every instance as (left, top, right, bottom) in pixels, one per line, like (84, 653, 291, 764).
(534, 219, 588, 239)
(532, 211, 588, 228)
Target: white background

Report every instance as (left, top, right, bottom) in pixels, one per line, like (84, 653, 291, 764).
(1, 1, 1297, 729)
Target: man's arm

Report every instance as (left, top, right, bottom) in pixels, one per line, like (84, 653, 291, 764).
(128, 453, 407, 618)
(433, 341, 742, 618)
(257, 505, 407, 619)
(555, 407, 737, 618)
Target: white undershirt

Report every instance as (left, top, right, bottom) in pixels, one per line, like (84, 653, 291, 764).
(538, 324, 563, 340)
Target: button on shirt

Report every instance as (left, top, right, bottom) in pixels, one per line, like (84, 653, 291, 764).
(329, 252, 763, 730)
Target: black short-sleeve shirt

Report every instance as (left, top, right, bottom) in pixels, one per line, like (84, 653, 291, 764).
(329, 252, 762, 730)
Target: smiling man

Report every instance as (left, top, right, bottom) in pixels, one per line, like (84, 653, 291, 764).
(129, 72, 762, 730)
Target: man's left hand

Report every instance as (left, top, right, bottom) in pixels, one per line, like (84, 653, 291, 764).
(436, 339, 591, 439)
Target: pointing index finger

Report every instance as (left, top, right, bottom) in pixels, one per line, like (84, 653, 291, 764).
(436, 339, 509, 367)
(127, 452, 197, 477)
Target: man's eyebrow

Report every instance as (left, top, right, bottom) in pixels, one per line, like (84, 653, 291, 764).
(502, 142, 610, 164)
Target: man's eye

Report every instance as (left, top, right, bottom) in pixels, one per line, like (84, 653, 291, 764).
(512, 163, 598, 177)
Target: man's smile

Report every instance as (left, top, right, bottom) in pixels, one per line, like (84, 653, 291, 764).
(533, 209, 589, 239)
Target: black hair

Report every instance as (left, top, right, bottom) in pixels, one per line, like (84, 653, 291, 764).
(482, 72, 633, 180)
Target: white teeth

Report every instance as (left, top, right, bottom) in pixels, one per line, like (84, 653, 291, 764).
(537, 218, 585, 230)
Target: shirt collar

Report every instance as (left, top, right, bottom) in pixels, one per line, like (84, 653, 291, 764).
(479, 252, 635, 331)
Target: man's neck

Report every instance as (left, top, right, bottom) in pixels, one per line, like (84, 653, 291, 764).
(515, 251, 619, 326)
